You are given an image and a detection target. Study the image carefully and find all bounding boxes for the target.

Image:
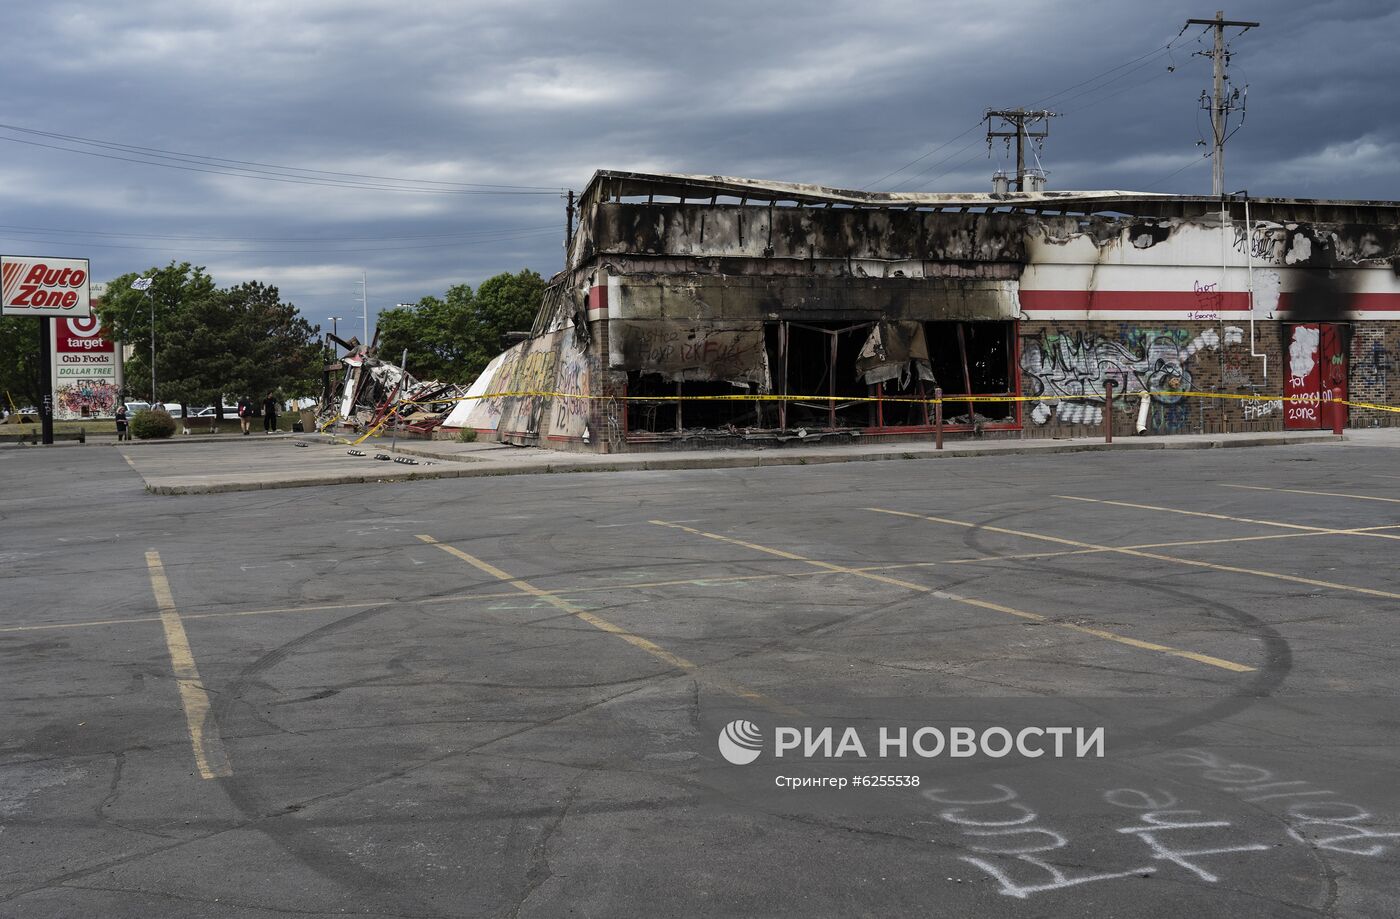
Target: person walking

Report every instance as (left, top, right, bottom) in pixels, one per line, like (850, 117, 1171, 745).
(262, 392, 279, 434)
(114, 403, 129, 441)
(237, 396, 253, 435)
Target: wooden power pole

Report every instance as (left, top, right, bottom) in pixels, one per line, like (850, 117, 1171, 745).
(1186, 10, 1259, 196)
(984, 109, 1056, 191)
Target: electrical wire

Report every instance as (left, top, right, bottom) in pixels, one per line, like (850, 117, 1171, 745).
(0, 227, 561, 256)
(917, 148, 991, 190)
(865, 26, 1193, 192)
(0, 131, 562, 196)
(1144, 153, 1211, 191)
(0, 223, 559, 243)
(860, 121, 983, 190)
(1025, 24, 1188, 109)
(0, 122, 563, 191)
(889, 136, 986, 192)
(1059, 59, 1180, 117)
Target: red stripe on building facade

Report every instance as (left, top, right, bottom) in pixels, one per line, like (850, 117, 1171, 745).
(1019, 290, 1400, 313)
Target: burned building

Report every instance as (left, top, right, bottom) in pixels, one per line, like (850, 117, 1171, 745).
(444, 171, 1400, 450)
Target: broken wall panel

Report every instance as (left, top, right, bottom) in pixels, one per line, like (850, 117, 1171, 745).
(443, 345, 522, 432)
(546, 330, 594, 442)
(608, 319, 770, 387)
(592, 204, 1025, 263)
(610, 275, 1020, 323)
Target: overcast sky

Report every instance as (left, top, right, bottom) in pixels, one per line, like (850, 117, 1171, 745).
(2, 0, 1395, 336)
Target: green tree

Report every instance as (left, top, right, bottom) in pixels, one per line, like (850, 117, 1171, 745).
(96, 263, 323, 416)
(96, 263, 220, 411)
(376, 284, 476, 382)
(473, 269, 545, 357)
(0, 316, 43, 410)
(221, 281, 323, 401)
(375, 270, 546, 384)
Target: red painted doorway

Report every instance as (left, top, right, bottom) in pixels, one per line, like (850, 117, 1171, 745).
(1284, 323, 1348, 430)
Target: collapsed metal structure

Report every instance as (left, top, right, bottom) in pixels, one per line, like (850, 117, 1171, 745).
(318, 331, 469, 436)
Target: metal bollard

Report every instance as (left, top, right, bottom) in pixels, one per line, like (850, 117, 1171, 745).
(1331, 398, 1345, 436)
(934, 387, 943, 450)
(1103, 379, 1115, 444)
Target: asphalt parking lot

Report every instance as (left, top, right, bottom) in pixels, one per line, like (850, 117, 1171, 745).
(2, 439, 1398, 917)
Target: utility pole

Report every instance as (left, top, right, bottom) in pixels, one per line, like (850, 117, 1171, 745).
(984, 109, 1056, 191)
(1186, 10, 1259, 196)
(564, 190, 575, 268)
(360, 272, 369, 345)
(352, 275, 369, 346)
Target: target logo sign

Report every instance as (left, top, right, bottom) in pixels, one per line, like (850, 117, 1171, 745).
(55, 316, 113, 353)
(67, 314, 102, 337)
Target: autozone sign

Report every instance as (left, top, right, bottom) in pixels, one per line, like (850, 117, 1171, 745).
(1, 256, 91, 317)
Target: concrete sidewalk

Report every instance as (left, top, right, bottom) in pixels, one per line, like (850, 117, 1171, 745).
(115, 428, 1349, 495)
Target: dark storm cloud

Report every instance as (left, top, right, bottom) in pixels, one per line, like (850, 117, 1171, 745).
(0, 0, 1394, 328)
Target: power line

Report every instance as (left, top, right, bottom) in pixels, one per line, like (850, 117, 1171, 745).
(0, 122, 564, 191)
(0, 227, 561, 256)
(0, 130, 562, 196)
(889, 135, 986, 192)
(1059, 59, 1180, 117)
(0, 223, 559, 243)
(865, 28, 1192, 192)
(1024, 27, 1186, 109)
(920, 149, 991, 189)
(1144, 152, 1211, 190)
(861, 121, 983, 190)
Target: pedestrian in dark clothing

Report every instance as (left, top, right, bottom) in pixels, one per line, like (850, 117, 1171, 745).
(263, 393, 279, 433)
(237, 397, 253, 435)
(114, 403, 129, 441)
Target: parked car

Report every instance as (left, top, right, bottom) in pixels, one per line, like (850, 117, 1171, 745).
(193, 405, 241, 418)
(123, 401, 153, 414)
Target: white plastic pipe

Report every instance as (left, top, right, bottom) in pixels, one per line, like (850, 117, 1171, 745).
(1136, 390, 1151, 435)
(1243, 194, 1268, 382)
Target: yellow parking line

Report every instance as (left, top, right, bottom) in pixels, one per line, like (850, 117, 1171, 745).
(1221, 483, 1400, 505)
(0, 527, 1368, 638)
(1054, 494, 1400, 540)
(650, 521, 1254, 673)
(415, 535, 798, 714)
(145, 550, 231, 780)
(870, 507, 1400, 603)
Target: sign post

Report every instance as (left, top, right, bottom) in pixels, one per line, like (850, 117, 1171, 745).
(52, 315, 120, 421)
(38, 319, 53, 444)
(1, 256, 92, 445)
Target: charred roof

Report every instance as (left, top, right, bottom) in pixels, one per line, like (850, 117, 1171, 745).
(577, 170, 1400, 225)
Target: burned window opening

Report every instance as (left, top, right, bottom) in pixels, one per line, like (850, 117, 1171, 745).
(777, 321, 878, 430)
(624, 373, 761, 435)
(624, 320, 1016, 436)
(926, 321, 1015, 425)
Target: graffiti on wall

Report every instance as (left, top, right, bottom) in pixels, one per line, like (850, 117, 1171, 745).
(1022, 327, 1243, 427)
(548, 332, 594, 441)
(55, 380, 120, 419)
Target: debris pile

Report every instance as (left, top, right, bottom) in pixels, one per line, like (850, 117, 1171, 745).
(317, 333, 468, 435)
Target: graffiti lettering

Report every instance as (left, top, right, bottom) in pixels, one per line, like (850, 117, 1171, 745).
(1022, 327, 1241, 428)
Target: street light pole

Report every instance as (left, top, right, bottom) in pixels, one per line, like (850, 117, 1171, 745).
(130, 277, 156, 404)
(149, 289, 156, 404)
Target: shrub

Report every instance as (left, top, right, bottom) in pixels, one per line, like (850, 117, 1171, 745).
(131, 409, 176, 440)
(456, 427, 478, 443)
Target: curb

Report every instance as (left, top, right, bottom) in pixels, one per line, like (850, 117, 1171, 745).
(138, 432, 1343, 495)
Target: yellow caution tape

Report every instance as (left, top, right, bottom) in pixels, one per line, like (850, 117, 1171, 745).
(323, 387, 1400, 437)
